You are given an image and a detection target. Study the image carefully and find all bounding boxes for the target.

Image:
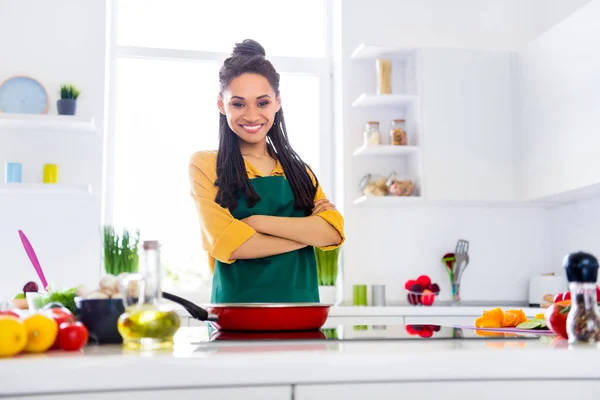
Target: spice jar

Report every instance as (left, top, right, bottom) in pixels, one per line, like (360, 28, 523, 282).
(563, 251, 600, 344)
(376, 58, 392, 94)
(363, 121, 381, 145)
(390, 119, 407, 146)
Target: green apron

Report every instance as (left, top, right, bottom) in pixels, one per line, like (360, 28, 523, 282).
(210, 176, 320, 303)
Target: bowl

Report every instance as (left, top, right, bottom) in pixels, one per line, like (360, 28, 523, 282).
(75, 297, 125, 344)
(406, 289, 439, 306)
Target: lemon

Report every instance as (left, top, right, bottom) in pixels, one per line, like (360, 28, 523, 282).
(0, 316, 27, 357)
(23, 313, 58, 353)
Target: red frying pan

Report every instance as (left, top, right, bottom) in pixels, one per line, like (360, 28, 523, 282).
(162, 291, 330, 332)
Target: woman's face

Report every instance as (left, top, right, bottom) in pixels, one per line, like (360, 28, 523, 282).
(218, 73, 281, 145)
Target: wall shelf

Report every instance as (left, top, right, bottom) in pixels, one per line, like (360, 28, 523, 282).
(350, 43, 416, 60)
(352, 93, 418, 108)
(0, 183, 93, 196)
(353, 145, 420, 157)
(0, 113, 96, 134)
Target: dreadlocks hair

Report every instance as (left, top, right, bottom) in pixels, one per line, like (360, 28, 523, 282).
(214, 39, 318, 213)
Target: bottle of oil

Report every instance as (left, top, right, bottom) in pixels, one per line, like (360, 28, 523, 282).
(117, 240, 181, 350)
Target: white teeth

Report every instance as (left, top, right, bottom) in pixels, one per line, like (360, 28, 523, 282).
(242, 124, 262, 132)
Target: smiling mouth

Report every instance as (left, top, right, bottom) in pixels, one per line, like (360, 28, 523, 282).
(240, 124, 265, 134)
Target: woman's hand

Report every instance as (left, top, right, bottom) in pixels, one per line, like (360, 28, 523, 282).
(312, 199, 336, 215)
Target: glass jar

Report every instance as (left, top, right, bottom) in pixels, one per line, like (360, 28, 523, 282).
(376, 58, 392, 94)
(363, 121, 381, 145)
(390, 119, 407, 146)
(359, 173, 387, 196)
(386, 172, 415, 197)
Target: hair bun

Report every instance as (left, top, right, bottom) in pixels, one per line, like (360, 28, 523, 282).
(232, 39, 266, 57)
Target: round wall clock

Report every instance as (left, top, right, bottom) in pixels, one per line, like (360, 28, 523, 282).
(0, 76, 49, 114)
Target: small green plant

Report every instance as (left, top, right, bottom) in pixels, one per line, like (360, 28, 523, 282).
(314, 247, 341, 286)
(103, 225, 140, 275)
(60, 84, 81, 100)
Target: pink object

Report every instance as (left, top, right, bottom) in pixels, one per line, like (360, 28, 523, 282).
(17, 230, 49, 290)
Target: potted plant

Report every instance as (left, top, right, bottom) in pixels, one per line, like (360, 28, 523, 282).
(314, 246, 341, 305)
(57, 83, 81, 115)
(102, 225, 140, 276)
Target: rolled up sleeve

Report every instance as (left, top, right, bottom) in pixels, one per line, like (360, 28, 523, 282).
(189, 153, 256, 268)
(311, 173, 345, 251)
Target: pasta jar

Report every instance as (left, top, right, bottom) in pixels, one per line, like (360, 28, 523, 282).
(376, 58, 392, 94)
(363, 121, 381, 145)
(390, 119, 407, 146)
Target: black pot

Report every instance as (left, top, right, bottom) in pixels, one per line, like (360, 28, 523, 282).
(57, 99, 77, 115)
(75, 297, 124, 345)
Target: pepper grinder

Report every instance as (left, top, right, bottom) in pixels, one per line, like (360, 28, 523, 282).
(563, 251, 600, 344)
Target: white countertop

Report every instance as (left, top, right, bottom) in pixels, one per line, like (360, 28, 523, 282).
(2, 315, 600, 398)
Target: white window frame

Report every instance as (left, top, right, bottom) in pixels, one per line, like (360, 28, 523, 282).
(102, 0, 334, 245)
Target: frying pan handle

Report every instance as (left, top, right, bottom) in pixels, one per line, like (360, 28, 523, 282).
(162, 291, 218, 322)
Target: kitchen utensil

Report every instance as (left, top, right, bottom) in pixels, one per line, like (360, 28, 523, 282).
(441, 252, 455, 282)
(162, 291, 331, 332)
(17, 229, 49, 290)
(451, 239, 469, 304)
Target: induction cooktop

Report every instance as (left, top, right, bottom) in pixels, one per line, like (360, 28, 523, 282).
(190, 323, 550, 343)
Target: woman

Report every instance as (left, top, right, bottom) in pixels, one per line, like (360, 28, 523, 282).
(188, 39, 345, 304)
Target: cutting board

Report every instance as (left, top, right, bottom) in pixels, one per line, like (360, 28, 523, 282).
(455, 325, 554, 335)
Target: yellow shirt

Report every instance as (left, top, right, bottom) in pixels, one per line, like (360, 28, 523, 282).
(188, 150, 345, 273)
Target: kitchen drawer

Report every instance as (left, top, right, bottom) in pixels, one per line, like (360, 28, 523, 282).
(11, 386, 292, 400)
(295, 381, 598, 399)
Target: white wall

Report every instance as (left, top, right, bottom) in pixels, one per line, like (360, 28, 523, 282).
(333, 0, 592, 304)
(0, 0, 107, 296)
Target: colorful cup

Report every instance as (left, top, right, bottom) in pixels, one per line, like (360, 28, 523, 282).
(353, 284, 367, 306)
(5, 162, 22, 183)
(43, 164, 58, 183)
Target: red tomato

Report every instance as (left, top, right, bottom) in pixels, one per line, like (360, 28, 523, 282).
(562, 292, 571, 301)
(0, 310, 20, 319)
(545, 301, 570, 339)
(421, 290, 435, 306)
(553, 293, 564, 303)
(416, 275, 431, 288)
(47, 309, 76, 326)
(56, 322, 89, 351)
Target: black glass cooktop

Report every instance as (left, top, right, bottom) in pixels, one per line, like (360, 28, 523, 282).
(192, 323, 551, 343)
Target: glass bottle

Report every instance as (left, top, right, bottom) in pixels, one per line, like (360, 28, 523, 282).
(117, 240, 181, 350)
(390, 119, 407, 146)
(563, 251, 600, 344)
(363, 121, 381, 145)
(376, 58, 392, 94)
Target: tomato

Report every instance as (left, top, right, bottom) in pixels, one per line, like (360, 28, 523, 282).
(545, 300, 570, 339)
(553, 293, 564, 303)
(562, 291, 571, 301)
(56, 322, 89, 351)
(0, 310, 20, 319)
(46, 309, 75, 326)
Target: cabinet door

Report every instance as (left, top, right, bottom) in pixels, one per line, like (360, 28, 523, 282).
(296, 381, 598, 399)
(420, 48, 517, 202)
(12, 386, 291, 400)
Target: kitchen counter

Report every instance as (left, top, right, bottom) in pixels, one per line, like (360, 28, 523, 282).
(2, 316, 600, 400)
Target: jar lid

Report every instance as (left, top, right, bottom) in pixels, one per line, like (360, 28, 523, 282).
(366, 121, 379, 125)
(143, 240, 161, 250)
(359, 174, 372, 190)
(563, 251, 599, 283)
(391, 119, 406, 123)
(386, 171, 397, 186)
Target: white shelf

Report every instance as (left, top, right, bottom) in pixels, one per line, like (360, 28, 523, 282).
(352, 93, 418, 108)
(0, 113, 96, 134)
(353, 145, 420, 157)
(352, 195, 566, 209)
(0, 183, 92, 196)
(350, 43, 416, 60)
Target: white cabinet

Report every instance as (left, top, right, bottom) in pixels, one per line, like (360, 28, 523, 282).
(12, 386, 291, 400)
(296, 381, 599, 399)
(420, 48, 517, 202)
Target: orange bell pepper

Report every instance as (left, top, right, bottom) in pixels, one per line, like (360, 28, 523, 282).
(502, 309, 527, 327)
(475, 315, 502, 328)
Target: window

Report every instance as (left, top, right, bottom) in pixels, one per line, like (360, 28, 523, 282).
(108, 0, 331, 293)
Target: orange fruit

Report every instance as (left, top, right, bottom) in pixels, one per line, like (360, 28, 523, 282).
(23, 313, 58, 353)
(0, 316, 27, 357)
